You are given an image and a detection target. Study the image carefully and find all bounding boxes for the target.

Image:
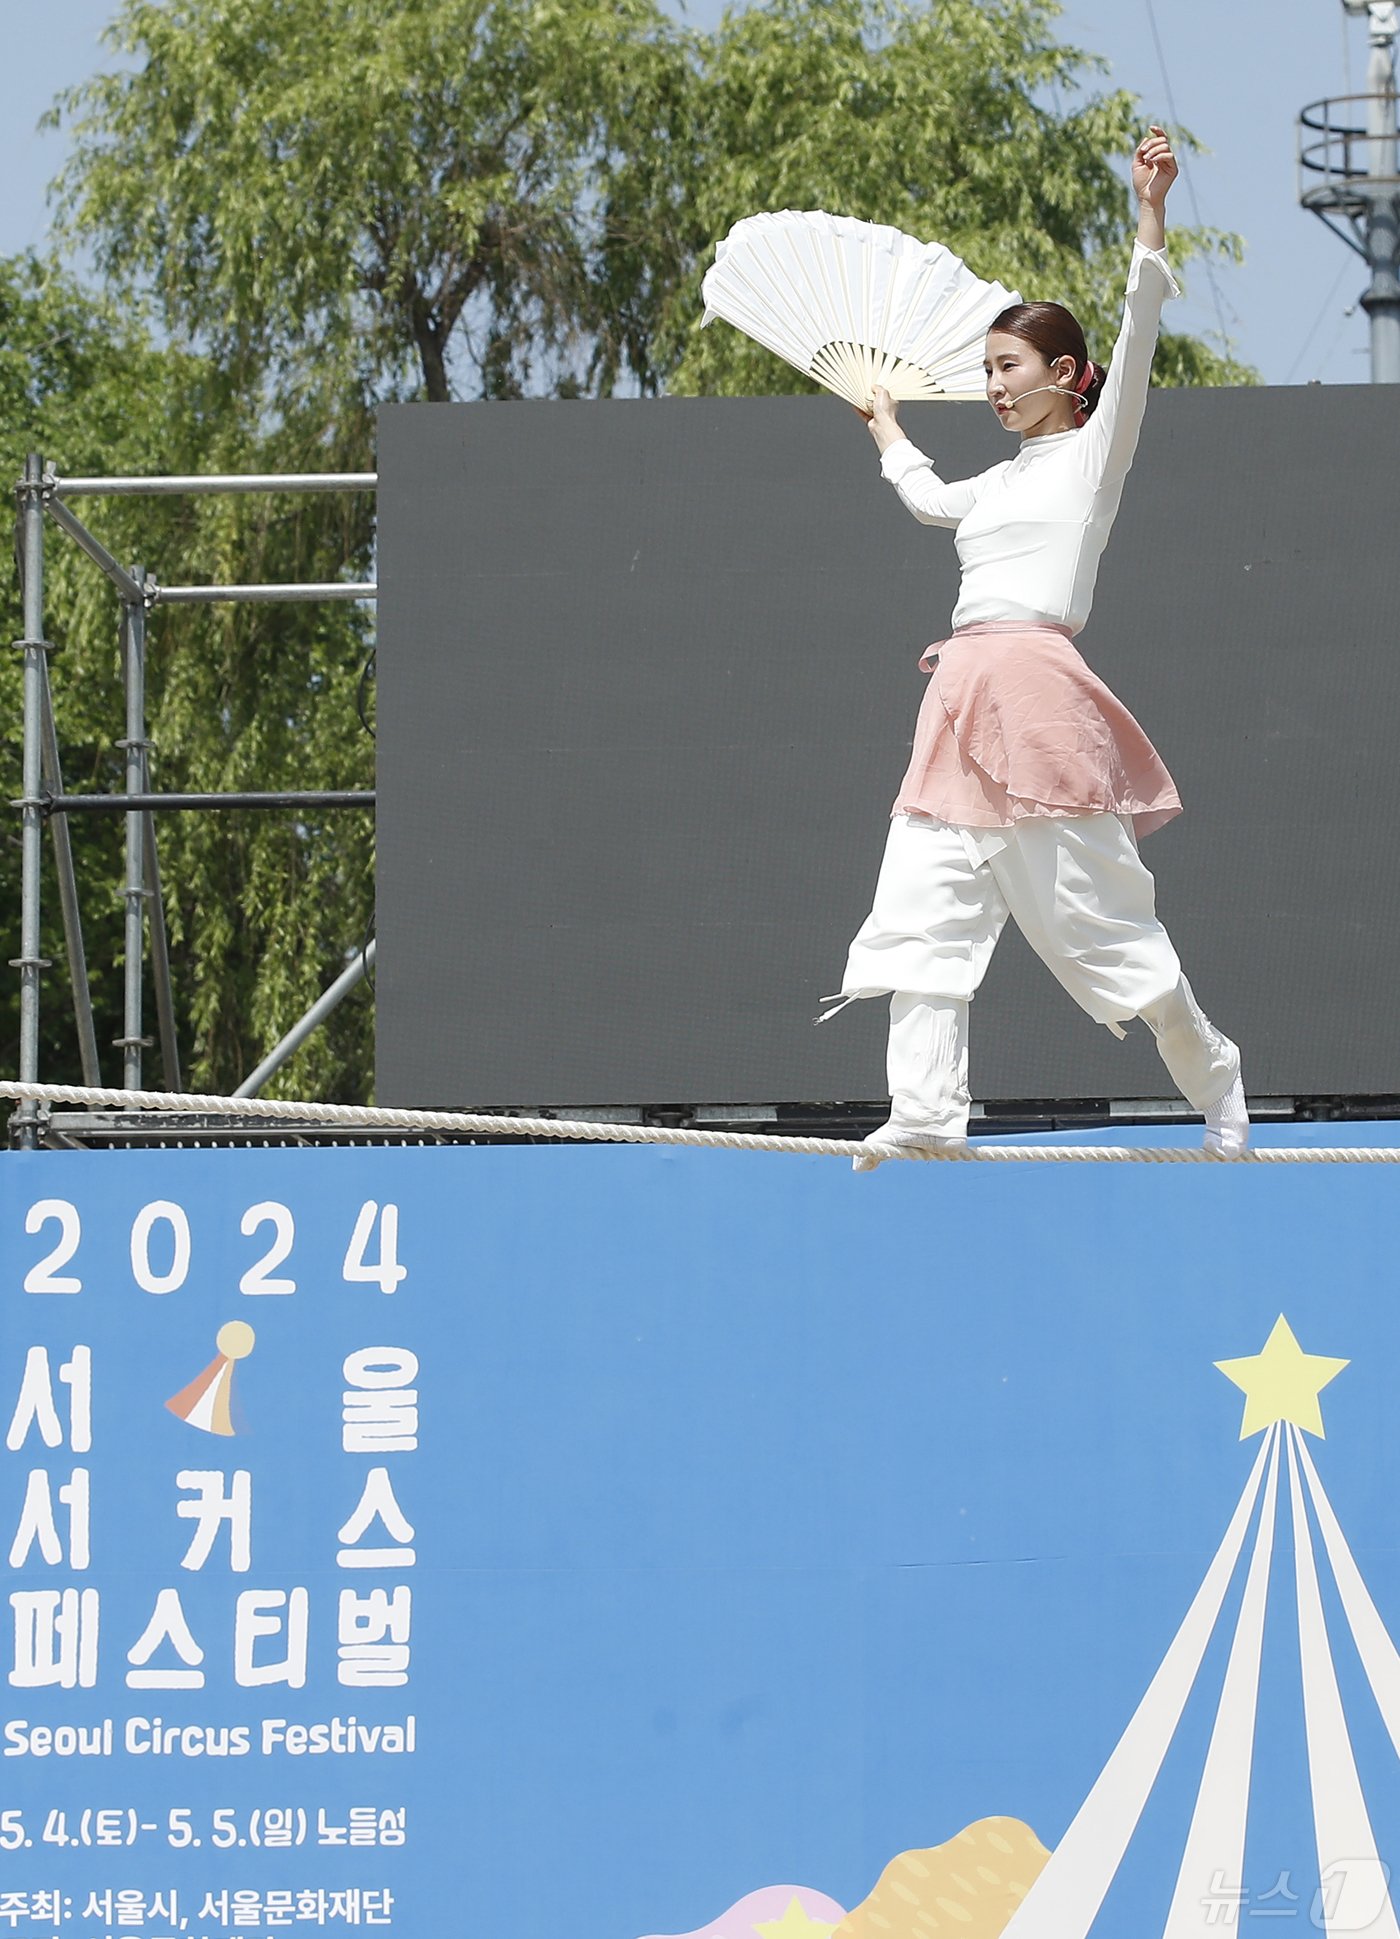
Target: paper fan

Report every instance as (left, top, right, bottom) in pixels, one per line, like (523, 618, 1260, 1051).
(700, 209, 1021, 410)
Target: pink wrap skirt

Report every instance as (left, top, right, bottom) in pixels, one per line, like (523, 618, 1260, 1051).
(892, 620, 1182, 840)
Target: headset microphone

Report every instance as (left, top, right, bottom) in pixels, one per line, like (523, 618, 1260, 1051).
(999, 383, 1087, 411)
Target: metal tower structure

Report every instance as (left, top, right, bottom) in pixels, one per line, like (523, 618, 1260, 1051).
(1299, 0, 1400, 382)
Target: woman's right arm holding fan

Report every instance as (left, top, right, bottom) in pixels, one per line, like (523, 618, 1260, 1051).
(862, 385, 985, 529)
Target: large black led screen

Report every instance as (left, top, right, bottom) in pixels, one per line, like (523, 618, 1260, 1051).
(376, 387, 1400, 1109)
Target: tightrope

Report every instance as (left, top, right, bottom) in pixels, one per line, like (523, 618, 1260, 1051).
(3, 1080, 1399, 1163)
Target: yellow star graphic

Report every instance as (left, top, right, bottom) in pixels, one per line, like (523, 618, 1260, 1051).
(1215, 1315, 1349, 1440)
(754, 1899, 837, 1939)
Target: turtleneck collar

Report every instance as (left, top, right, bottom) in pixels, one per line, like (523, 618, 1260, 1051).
(1013, 428, 1079, 458)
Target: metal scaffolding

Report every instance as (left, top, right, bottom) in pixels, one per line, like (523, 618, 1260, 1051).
(10, 456, 378, 1150)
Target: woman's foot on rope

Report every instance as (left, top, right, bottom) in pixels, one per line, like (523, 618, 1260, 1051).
(1204, 1074, 1249, 1157)
(853, 1122, 967, 1173)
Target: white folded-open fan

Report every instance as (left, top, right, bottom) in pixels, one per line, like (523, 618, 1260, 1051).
(700, 209, 1021, 410)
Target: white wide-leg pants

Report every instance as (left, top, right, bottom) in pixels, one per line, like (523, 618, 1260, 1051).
(836, 813, 1239, 1137)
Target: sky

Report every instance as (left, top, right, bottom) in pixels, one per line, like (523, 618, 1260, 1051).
(3, 0, 1379, 386)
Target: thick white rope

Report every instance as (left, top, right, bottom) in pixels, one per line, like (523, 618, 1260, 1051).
(3, 1080, 1398, 1163)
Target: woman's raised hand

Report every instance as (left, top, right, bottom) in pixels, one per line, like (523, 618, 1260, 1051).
(1133, 126, 1178, 208)
(863, 384, 905, 453)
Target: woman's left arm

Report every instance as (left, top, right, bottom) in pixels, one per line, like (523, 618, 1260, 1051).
(1078, 127, 1181, 488)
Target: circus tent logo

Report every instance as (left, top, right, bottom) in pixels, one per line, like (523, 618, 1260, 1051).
(166, 1321, 256, 1437)
(641, 1315, 1399, 1939)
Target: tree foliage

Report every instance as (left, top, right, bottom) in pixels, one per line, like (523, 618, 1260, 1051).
(0, 256, 376, 1100)
(12, 0, 1255, 1107)
(642, 0, 1253, 392)
(53, 0, 1254, 406)
(50, 0, 693, 403)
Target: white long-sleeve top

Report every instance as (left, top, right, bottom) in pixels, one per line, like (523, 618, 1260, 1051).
(878, 242, 1180, 638)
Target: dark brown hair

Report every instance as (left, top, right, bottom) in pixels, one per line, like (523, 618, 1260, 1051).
(987, 301, 1106, 418)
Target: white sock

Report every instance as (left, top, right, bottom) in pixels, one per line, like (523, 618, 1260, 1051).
(887, 994, 971, 1140)
(1204, 1074, 1249, 1156)
(853, 1121, 967, 1173)
(1142, 978, 1239, 1115)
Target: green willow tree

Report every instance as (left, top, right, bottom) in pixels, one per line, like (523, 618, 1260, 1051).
(52, 0, 1251, 407)
(20, 0, 1253, 1106)
(50, 0, 692, 402)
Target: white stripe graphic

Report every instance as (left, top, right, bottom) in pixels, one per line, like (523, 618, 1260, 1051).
(1287, 1426, 1399, 1939)
(1162, 1425, 1282, 1938)
(1296, 1432, 1400, 1761)
(1000, 1432, 1275, 1939)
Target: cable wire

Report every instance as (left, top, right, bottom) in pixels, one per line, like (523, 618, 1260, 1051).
(1143, 0, 1237, 357)
(355, 647, 376, 739)
(1283, 260, 1354, 384)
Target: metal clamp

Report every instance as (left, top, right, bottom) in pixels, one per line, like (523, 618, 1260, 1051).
(5, 1098, 51, 1146)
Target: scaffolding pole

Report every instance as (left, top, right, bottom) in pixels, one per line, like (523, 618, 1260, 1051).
(49, 790, 376, 813)
(118, 589, 150, 1092)
(54, 472, 377, 497)
(234, 940, 376, 1098)
(39, 658, 102, 1086)
(143, 809, 182, 1094)
(152, 583, 377, 605)
(13, 454, 49, 1149)
(43, 494, 146, 602)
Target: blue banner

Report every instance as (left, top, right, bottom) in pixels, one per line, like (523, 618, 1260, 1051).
(4, 1138, 1400, 1939)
